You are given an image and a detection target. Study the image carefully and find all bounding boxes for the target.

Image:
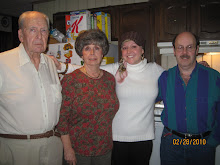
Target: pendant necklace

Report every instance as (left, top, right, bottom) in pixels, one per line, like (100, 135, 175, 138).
(84, 67, 101, 79)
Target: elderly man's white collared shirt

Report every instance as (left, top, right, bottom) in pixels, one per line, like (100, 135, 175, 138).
(0, 43, 62, 134)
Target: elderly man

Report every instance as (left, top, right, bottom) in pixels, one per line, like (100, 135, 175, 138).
(0, 11, 63, 165)
(157, 32, 220, 165)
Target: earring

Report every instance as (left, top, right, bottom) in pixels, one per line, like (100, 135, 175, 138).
(141, 54, 144, 60)
(81, 56, 84, 65)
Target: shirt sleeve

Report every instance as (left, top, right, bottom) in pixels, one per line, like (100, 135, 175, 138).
(56, 74, 74, 135)
(0, 71, 2, 90)
(155, 68, 167, 103)
(100, 63, 119, 76)
(156, 74, 163, 103)
(207, 76, 220, 147)
(58, 62, 82, 74)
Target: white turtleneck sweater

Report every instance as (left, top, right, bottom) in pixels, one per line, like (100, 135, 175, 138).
(62, 59, 164, 142)
(103, 59, 164, 142)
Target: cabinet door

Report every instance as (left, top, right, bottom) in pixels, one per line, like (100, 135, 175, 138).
(119, 3, 153, 61)
(53, 12, 68, 36)
(158, 0, 191, 41)
(197, 0, 220, 39)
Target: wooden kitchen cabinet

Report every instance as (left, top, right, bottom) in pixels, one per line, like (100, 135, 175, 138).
(53, 12, 66, 36)
(196, 0, 220, 40)
(155, 0, 192, 42)
(155, 0, 220, 42)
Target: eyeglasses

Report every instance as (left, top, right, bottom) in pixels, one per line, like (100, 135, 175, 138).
(175, 45, 196, 52)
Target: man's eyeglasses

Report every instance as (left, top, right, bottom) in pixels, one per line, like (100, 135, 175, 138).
(175, 45, 196, 52)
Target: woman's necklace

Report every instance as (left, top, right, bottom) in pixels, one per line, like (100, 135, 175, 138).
(83, 67, 102, 79)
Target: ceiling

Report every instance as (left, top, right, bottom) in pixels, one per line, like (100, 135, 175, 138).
(0, 0, 53, 17)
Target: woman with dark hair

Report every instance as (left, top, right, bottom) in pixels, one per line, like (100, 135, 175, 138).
(56, 29, 119, 165)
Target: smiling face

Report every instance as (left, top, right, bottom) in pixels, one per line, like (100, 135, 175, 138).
(121, 40, 144, 65)
(174, 32, 199, 70)
(18, 12, 49, 56)
(82, 44, 103, 67)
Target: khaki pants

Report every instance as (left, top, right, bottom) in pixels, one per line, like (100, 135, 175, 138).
(0, 136, 63, 165)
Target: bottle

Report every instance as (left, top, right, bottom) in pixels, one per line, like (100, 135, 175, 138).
(56, 45, 61, 59)
(50, 28, 66, 43)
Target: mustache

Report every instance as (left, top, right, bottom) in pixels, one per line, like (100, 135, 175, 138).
(180, 54, 190, 59)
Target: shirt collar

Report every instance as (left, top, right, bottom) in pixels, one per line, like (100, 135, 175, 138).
(126, 59, 148, 72)
(18, 43, 48, 68)
(176, 61, 198, 78)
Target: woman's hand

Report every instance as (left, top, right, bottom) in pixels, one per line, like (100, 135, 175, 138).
(61, 134, 77, 165)
(198, 61, 211, 68)
(115, 61, 127, 83)
(64, 147, 77, 165)
(49, 55, 62, 70)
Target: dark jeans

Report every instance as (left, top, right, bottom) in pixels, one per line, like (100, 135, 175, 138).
(160, 127, 216, 165)
(112, 140, 153, 165)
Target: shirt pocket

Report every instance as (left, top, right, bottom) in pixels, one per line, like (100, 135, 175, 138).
(196, 97, 209, 103)
(50, 84, 62, 104)
(196, 96, 217, 104)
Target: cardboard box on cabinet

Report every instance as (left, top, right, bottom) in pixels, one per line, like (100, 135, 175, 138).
(66, 10, 91, 42)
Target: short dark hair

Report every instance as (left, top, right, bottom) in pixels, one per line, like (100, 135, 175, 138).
(75, 29, 109, 57)
(172, 32, 200, 48)
(120, 31, 145, 48)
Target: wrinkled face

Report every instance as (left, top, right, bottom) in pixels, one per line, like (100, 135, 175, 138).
(174, 32, 199, 70)
(82, 44, 103, 66)
(18, 13, 49, 56)
(121, 40, 144, 65)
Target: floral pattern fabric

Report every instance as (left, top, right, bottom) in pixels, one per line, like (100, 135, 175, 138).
(57, 69, 119, 156)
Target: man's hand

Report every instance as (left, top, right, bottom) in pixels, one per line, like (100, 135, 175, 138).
(49, 55, 61, 70)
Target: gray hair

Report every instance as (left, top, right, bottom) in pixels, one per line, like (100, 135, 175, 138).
(75, 29, 109, 57)
(18, 11, 50, 29)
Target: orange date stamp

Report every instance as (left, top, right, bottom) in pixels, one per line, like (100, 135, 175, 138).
(173, 139, 206, 145)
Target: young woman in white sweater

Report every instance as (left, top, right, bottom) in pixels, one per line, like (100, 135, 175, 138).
(53, 31, 164, 165)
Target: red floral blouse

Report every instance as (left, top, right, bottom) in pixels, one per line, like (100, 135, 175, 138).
(56, 69, 119, 156)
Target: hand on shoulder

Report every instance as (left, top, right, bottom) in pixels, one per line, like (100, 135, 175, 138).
(48, 55, 61, 70)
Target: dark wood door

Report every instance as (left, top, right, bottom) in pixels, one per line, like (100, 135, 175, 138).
(119, 3, 153, 61)
(157, 0, 191, 41)
(197, 0, 220, 40)
(53, 12, 67, 36)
